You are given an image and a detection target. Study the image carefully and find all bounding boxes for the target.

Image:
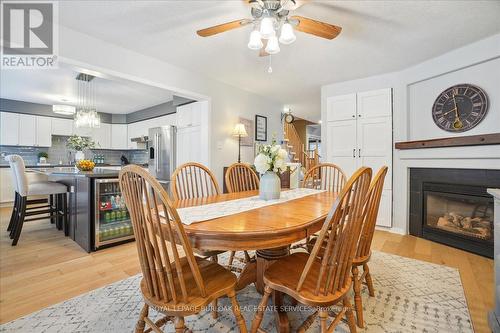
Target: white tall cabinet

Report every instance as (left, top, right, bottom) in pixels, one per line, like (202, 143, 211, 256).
(176, 101, 209, 167)
(325, 88, 393, 227)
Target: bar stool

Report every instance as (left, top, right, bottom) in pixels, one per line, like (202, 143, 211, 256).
(5, 155, 68, 246)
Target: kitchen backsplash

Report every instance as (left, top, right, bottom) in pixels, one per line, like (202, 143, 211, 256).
(0, 135, 148, 166)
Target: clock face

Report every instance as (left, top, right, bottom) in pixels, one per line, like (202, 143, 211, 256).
(285, 114, 294, 123)
(432, 84, 488, 132)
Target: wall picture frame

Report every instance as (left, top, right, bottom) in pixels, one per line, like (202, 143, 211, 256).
(255, 115, 267, 142)
(238, 117, 254, 146)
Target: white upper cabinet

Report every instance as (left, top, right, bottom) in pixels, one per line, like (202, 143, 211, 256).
(356, 88, 392, 118)
(73, 124, 92, 137)
(92, 123, 111, 149)
(1, 113, 52, 147)
(18, 114, 36, 146)
(0, 112, 20, 146)
(51, 118, 74, 136)
(111, 124, 128, 150)
(35, 116, 52, 147)
(326, 93, 357, 122)
(177, 102, 203, 128)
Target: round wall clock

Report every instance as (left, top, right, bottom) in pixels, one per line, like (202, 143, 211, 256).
(432, 84, 488, 132)
(284, 113, 295, 124)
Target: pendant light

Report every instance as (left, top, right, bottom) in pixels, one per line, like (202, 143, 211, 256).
(259, 16, 275, 39)
(248, 29, 263, 50)
(279, 21, 296, 44)
(265, 32, 280, 54)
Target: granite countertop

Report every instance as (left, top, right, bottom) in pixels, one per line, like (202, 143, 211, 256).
(28, 164, 149, 178)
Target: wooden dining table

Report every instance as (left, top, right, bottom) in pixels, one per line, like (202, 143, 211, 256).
(173, 189, 338, 332)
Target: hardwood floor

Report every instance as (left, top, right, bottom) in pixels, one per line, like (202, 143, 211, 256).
(0, 207, 494, 332)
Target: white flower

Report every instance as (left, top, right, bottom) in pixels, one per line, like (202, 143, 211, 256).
(254, 153, 270, 174)
(270, 145, 280, 154)
(274, 158, 285, 170)
(278, 148, 288, 160)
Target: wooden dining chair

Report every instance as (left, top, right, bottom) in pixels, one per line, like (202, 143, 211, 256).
(302, 163, 347, 192)
(224, 162, 258, 267)
(119, 165, 247, 333)
(170, 162, 225, 318)
(250, 167, 372, 333)
(171, 162, 221, 201)
(225, 163, 259, 193)
(294, 163, 347, 251)
(351, 166, 388, 328)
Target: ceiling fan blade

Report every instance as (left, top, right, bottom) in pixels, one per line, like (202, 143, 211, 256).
(290, 15, 342, 40)
(259, 39, 269, 57)
(197, 19, 251, 37)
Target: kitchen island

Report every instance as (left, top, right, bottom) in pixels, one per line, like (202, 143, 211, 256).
(31, 167, 135, 252)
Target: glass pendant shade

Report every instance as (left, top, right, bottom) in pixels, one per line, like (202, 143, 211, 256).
(247, 30, 263, 50)
(279, 22, 296, 44)
(52, 104, 76, 115)
(259, 17, 275, 39)
(265, 34, 280, 54)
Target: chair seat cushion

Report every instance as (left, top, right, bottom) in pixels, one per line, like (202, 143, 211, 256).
(263, 252, 351, 307)
(28, 181, 67, 196)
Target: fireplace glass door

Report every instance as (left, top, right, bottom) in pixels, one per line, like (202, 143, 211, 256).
(424, 191, 493, 243)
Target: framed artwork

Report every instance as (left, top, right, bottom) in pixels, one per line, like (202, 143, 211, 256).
(255, 115, 267, 142)
(238, 117, 254, 146)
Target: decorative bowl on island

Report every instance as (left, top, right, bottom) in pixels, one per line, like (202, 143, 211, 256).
(76, 160, 95, 171)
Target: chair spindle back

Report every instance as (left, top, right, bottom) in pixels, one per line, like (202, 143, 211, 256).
(225, 163, 259, 193)
(171, 162, 220, 201)
(302, 163, 347, 193)
(297, 167, 372, 296)
(356, 166, 388, 259)
(119, 165, 206, 304)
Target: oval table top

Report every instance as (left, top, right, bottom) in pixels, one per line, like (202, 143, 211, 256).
(174, 190, 338, 251)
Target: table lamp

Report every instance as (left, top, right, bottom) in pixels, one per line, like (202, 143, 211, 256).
(232, 123, 248, 163)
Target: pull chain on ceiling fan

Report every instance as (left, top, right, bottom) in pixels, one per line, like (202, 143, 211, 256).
(196, 0, 342, 65)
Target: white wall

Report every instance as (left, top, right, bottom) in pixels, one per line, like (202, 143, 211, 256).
(322, 33, 500, 234)
(58, 26, 282, 185)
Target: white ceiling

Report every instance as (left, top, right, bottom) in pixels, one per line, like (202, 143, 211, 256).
(10, 1, 500, 121)
(0, 64, 174, 114)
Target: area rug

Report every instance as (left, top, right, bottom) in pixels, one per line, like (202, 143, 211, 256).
(0, 251, 473, 332)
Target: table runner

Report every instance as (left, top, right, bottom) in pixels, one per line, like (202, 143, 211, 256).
(176, 188, 325, 225)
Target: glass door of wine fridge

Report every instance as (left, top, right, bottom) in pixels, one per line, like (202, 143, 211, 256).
(94, 178, 134, 248)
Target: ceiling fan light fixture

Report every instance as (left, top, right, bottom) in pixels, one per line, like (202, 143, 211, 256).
(279, 22, 296, 45)
(248, 29, 263, 50)
(265, 34, 280, 54)
(260, 16, 275, 39)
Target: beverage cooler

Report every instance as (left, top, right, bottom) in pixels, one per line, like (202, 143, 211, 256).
(94, 178, 134, 249)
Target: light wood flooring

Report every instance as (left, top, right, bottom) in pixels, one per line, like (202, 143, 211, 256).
(0, 207, 494, 332)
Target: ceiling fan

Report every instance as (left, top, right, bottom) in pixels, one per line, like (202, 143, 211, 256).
(196, 0, 342, 57)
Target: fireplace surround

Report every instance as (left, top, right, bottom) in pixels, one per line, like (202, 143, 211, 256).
(409, 168, 499, 258)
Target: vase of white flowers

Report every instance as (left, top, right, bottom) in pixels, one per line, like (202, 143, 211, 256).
(66, 135, 95, 162)
(254, 140, 288, 200)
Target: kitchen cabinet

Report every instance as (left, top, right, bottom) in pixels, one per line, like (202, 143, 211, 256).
(0, 112, 20, 146)
(36, 116, 52, 147)
(51, 118, 74, 136)
(18, 114, 36, 146)
(176, 126, 202, 166)
(1, 113, 52, 147)
(111, 124, 128, 149)
(73, 124, 92, 137)
(92, 123, 111, 149)
(177, 102, 202, 128)
(325, 88, 392, 227)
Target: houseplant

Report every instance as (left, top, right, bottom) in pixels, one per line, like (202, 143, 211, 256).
(37, 152, 48, 164)
(66, 135, 95, 162)
(253, 139, 288, 200)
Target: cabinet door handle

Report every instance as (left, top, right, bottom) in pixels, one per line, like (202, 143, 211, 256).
(353, 149, 356, 158)
(358, 149, 361, 158)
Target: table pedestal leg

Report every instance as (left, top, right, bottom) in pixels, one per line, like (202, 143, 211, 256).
(256, 246, 291, 333)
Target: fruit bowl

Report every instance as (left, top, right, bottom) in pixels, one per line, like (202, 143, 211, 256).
(76, 160, 95, 171)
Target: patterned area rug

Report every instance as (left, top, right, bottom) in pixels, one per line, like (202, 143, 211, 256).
(0, 251, 472, 332)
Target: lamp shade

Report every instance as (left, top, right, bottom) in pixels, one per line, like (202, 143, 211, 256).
(232, 123, 248, 137)
(52, 104, 76, 115)
(248, 30, 263, 50)
(279, 22, 296, 44)
(265, 33, 280, 54)
(259, 17, 275, 39)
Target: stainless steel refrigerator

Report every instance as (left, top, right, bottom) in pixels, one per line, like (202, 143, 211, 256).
(148, 126, 176, 188)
